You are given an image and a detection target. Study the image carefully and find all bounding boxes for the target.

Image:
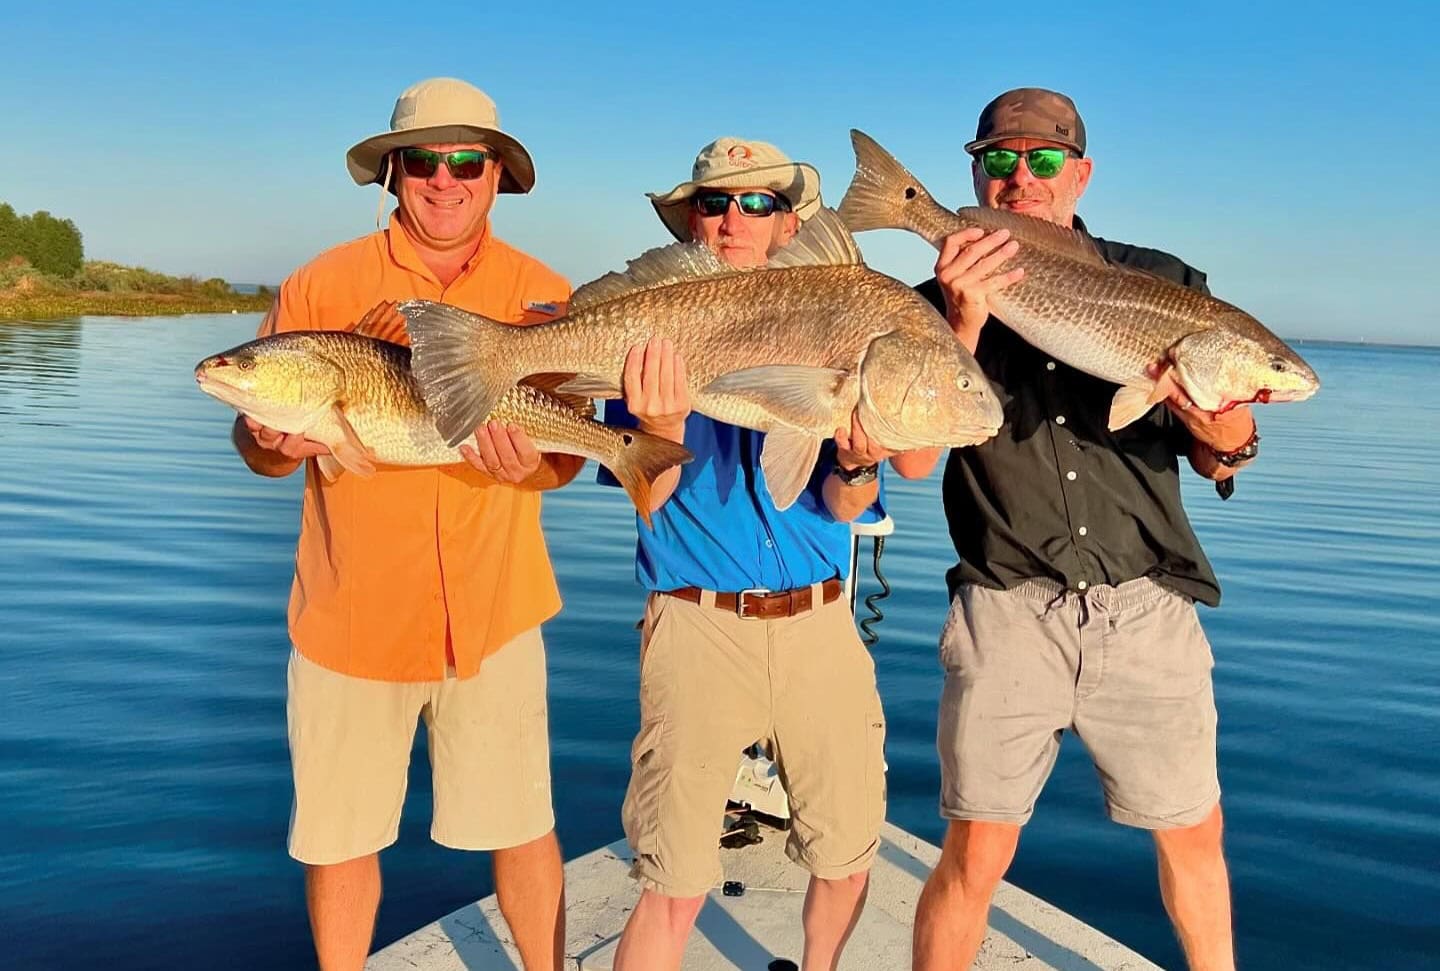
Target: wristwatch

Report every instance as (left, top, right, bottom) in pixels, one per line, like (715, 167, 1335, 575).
(832, 462, 879, 486)
(1211, 430, 1260, 467)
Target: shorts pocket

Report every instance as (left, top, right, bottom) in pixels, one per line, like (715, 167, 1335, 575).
(622, 716, 669, 855)
(938, 592, 976, 672)
(863, 702, 888, 834)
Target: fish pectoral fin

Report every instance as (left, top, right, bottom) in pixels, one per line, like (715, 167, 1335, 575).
(759, 426, 823, 512)
(520, 373, 599, 417)
(552, 373, 625, 400)
(1108, 385, 1160, 431)
(327, 404, 377, 477)
(315, 454, 345, 482)
(700, 365, 852, 429)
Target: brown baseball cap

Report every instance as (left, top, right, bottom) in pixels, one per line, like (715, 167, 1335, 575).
(965, 87, 1086, 156)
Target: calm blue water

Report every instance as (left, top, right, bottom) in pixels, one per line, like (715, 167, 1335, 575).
(1, 317, 1436, 969)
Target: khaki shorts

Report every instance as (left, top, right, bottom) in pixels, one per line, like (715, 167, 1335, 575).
(938, 577, 1219, 830)
(623, 591, 887, 898)
(287, 627, 553, 865)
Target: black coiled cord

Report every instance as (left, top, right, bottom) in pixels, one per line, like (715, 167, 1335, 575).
(858, 536, 890, 647)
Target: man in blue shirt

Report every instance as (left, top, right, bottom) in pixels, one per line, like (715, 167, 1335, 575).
(600, 137, 909, 971)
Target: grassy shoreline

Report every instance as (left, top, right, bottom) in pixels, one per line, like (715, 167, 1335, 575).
(0, 290, 273, 321)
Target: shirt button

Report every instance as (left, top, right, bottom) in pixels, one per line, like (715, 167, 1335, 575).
(1066, 470, 1078, 481)
(1078, 526, 1089, 536)
(1077, 580, 1089, 591)
(1046, 361, 1057, 371)
(1055, 415, 1067, 425)
(765, 539, 774, 548)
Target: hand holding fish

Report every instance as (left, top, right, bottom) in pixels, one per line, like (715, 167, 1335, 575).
(460, 421, 543, 483)
(1146, 363, 1257, 453)
(934, 227, 1025, 350)
(622, 337, 690, 444)
(242, 416, 332, 460)
(834, 409, 896, 469)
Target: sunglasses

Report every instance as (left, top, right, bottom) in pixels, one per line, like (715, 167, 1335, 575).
(978, 147, 1072, 180)
(396, 147, 497, 181)
(692, 190, 793, 218)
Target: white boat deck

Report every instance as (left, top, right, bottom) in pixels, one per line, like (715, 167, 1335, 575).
(368, 820, 1161, 970)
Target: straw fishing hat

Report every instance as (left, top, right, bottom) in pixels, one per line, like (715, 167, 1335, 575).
(648, 137, 822, 242)
(345, 77, 536, 194)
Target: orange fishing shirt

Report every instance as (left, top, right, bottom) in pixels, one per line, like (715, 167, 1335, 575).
(259, 212, 571, 682)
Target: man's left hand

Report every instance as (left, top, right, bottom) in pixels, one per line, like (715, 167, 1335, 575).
(834, 409, 897, 469)
(1148, 364, 1256, 452)
(460, 421, 542, 482)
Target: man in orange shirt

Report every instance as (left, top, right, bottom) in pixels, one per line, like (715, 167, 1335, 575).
(233, 78, 575, 971)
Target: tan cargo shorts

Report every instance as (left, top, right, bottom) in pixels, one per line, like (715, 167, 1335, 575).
(938, 576, 1219, 830)
(622, 591, 887, 898)
(286, 627, 554, 865)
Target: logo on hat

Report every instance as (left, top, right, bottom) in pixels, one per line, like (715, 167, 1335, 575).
(726, 144, 756, 168)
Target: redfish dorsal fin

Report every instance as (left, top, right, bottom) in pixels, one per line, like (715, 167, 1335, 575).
(959, 206, 1107, 267)
(569, 240, 731, 312)
(569, 208, 863, 313)
(765, 208, 864, 270)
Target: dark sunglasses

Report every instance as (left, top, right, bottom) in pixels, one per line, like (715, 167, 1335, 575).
(692, 190, 793, 218)
(977, 147, 1072, 180)
(396, 147, 496, 181)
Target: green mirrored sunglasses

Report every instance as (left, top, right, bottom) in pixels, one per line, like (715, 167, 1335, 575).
(978, 147, 1071, 180)
(397, 148, 496, 181)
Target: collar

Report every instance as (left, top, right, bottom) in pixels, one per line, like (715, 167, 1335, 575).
(384, 210, 493, 284)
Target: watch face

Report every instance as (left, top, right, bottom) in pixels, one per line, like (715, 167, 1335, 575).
(836, 463, 879, 484)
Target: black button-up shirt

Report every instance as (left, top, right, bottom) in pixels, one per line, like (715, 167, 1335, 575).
(915, 221, 1223, 607)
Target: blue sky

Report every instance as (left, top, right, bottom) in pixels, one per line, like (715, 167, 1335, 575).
(3, 0, 1435, 343)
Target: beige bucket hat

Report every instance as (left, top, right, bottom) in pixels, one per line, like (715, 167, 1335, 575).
(648, 137, 822, 242)
(346, 77, 535, 194)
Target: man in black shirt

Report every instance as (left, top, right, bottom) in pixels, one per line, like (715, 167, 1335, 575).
(894, 88, 1256, 971)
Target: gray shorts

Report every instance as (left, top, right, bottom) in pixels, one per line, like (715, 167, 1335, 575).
(938, 576, 1219, 830)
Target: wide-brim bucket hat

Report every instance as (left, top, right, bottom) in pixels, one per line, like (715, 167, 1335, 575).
(346, 77, 535, 194)
(648, 137, 822, 242)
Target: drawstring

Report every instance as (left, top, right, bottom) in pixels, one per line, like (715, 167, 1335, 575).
(1042, 587, 1068, 616)
(375, 152, 395, 229)
(1042, 587, 1091, 626)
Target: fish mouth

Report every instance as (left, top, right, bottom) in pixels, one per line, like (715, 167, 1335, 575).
(1215, 390, 1271, 414)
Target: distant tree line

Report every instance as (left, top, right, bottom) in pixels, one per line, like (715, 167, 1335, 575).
(0, 203, 84, 277)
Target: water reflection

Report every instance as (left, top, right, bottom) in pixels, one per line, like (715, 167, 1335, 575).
(0, 319, 83, 425)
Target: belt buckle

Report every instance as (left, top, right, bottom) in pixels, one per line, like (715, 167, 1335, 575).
(735, 587, 770, 619)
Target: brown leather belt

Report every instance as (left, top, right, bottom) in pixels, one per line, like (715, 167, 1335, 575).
(662, 577, 843, 620)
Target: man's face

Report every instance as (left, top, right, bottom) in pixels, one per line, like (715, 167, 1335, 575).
(395, 142, 501, 250)
(687, 186, 799, 268)
(971, 137, 1093, 227)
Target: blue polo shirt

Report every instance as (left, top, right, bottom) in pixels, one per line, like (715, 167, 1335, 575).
(598, 400, 886, 592)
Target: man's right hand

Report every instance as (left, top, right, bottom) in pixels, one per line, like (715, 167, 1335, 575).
(242, 416, 331, 460)
(622, 337, 690, 444)
(934, 227, 1025, 351)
